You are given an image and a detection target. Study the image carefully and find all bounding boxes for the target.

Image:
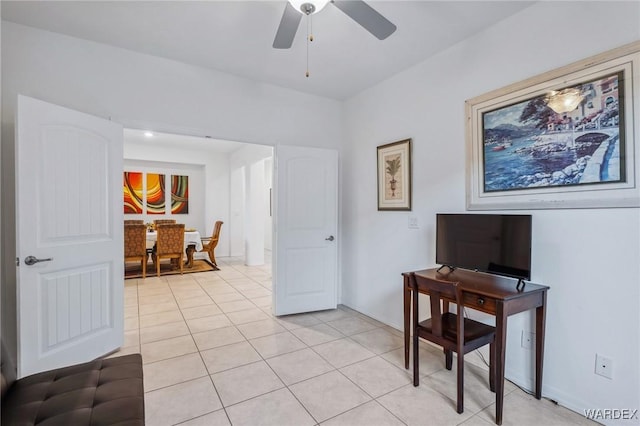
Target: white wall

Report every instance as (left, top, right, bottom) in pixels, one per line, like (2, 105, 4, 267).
(245, 159, 266, 265)
(341, 1, 640, 421)
(229, 145, 274, 259)
(1, 22, 342, 367)
(229, 166, 246, 257)
(0, 23, 343, 149)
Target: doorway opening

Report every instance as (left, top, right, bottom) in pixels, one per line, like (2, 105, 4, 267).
(123, 128, 274, 268)
(123, 128, 340, 317)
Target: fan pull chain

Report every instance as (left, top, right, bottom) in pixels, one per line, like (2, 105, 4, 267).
(305, 15, 311, 77)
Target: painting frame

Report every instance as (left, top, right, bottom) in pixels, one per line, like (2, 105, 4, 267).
(466, 41, 640, 210)
(377, 138, 412, 211)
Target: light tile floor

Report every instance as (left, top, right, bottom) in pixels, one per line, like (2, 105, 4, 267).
(113, 255, 595, 426)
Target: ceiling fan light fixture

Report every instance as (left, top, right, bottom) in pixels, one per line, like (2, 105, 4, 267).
(289, 0, 330, 15)
(273, 0, 397, 56)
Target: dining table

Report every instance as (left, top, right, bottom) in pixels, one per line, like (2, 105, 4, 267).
(146, 230, 203, 268)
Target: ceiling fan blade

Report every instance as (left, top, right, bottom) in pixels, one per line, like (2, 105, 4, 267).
(332, 0, 396, 40)
(273, 2, 303, 49)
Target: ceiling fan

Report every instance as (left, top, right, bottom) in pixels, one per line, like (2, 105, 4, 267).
(273, 0, 397, 49)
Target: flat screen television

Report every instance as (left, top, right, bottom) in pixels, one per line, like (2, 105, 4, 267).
(436, 213, 532, 280)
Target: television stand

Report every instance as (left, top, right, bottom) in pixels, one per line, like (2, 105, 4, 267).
(516, 278, 526, 291)
(402, 268, 549, 425)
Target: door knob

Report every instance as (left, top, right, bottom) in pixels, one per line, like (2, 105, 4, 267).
(325, 235, 335, 241)
(24, 256, 53, 266)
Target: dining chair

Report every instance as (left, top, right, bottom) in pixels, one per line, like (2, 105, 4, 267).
(124, 223, 148, 278)
(200, 220, 223, 266)
(153, 223, 185, 277)
(153, 219, 176, 225)
(410, 272, 496, 414)
(124, 219, 144, 225)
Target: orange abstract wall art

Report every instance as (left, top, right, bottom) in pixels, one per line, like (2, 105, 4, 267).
(123, 171, 143, 214)
(171, 175, 189, 214)
(146, 173, 166, 214)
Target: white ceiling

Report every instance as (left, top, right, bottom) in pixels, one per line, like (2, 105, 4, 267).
(1, 0, 535, 100)
(124, 128, 252, 153)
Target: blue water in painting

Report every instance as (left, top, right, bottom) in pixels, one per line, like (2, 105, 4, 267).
(484, 136, 579, 191)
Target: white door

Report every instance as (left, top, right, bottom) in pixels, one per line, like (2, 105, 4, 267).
(16, 95, 124, 378)
(273, 145, 338, 316)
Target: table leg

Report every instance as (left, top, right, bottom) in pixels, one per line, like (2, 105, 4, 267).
(185, 245, 196, 268)
(404, 275, 410, 369)
(535, 291, 547, 400)
(495, 302, 507, 425)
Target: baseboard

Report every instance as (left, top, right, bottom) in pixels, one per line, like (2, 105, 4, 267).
(504, 367, 612, 425)
(340, 301, 403, 333)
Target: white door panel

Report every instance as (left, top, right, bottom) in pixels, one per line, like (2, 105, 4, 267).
(274, 145, 338, 316)
(16, 95, 123, 378)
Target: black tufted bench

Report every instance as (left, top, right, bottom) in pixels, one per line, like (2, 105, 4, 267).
(1, 352, 145, 425)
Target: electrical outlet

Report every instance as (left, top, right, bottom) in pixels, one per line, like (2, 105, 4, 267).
(408, 216, 418, 229)
(595, 354, 613, 379)
(521, 330, 534, 349)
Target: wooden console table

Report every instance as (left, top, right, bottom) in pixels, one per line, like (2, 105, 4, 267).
(402, 268, 549, 425)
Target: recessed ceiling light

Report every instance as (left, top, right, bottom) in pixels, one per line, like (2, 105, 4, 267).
(144, 131, 154, 138)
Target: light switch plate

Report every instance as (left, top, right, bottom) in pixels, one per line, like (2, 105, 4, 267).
(408, 216, 418, 229)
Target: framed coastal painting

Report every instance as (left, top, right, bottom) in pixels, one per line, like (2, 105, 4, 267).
(466, 41, 640, 210)
(377, 139, 412, 211)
